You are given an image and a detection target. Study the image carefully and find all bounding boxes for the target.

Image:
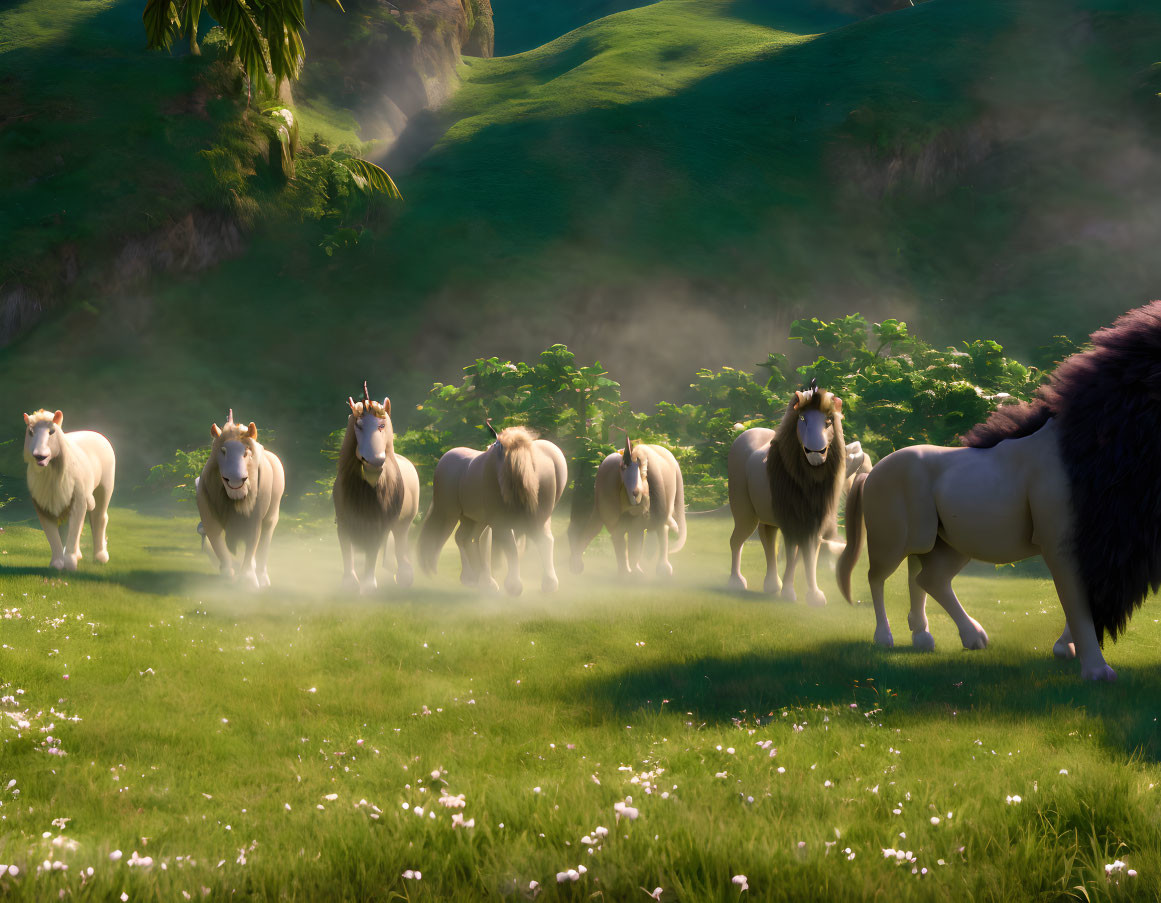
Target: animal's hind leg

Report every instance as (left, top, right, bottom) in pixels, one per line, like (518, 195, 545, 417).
(907, 557, 934, 651)
(534, 520, 558, 593)
(915, 539, 987, 649)
(611, 528, 631, 577)
(655, 520, 672, 579)
(627, 524, 646, 577)
(494, 527, 523, 596)
(393, 522, 415, 589)
(729, 510, 759, 591)
(758, 524, 782, 595)
(90, 487, 110, 564)
(454, 519, 480, 587)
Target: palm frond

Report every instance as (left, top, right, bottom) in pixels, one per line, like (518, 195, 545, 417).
(143, 0, 181, 50)
(333, 154, 403, 200)
(206, 0, 272, 77)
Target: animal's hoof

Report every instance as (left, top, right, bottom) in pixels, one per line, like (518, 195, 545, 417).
(806, 589, 826, 608)
(1081, 663, 1117, 682)
(359, 578, 379, 595)
(95, 549, 109, 564)
(570, 557, 584, 575)
(50, 557, 65, 570)
(769, 581, 788, 597)
(727, 574, 748, 591)
(485, 578, 500, 593)
(912, 630, 936, 652)
(959, 619, 989, 650)
(874, 626, 894, 648)
(243, 572, 260, 591)
(1052, 639, 1076, 660)
(506, 580, 523, 597)
(541, 575, 559, 593)
(62, 555, 79, 572)
(395, 566, 414, 589)
(259, 573, 271, 589)
(656, 560, 673, 579)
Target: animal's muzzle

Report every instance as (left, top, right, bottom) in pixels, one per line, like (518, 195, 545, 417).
(804, 449, 828, 466)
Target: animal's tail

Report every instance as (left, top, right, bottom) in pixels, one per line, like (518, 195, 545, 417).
(499, 432, 539, 515)
(670, 466, 688, 553)
(837, 472, 867, 604)
(418, 500, 457, 575)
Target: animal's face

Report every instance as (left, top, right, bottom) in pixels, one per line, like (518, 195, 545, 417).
(210, 420, 260, 501)
(620, 450, 648, 506)
(794, 392, 842, 467)
(23, 410, 63, 468)
(353, 410, 390, 484)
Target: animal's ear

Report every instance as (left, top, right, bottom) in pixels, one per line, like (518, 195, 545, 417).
(348, 397, 357, 414)
(211, 423, 221, 439)
(832, 397, 842, 414)
(382, 397, 391, 416)
(792, 391, 804, 411)
(22, 412, 30, 425)
(247, 422, 258, 440)
(52, 410, 63, 426)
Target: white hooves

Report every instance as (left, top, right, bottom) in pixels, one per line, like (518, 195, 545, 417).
(243, 571, 260, 591)
(62, 555, 79, 572)
(505, 579, 523, 597)
(806, 589, 826, 608)
(912, 630, 936, 652)
(50, 557, 65, 570)
(728, 574, 748, 591)
(541, 575, 559, 593)
(656, 560, 673, 578)
(359, 577, 378, 595)
(959, 618, 989, 650)
(1052, 638, 1077, 660)
(1081, 663, 1117, 682)
(771, 582, 789, 598)
(396, 565, 414, 589)
(874, 625, 895, 648)
(95, 549, 109, 564)
(258, 571, 271, 589)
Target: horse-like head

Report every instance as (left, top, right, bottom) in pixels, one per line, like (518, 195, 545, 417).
(23, 409, 63, 469)
(347, 381, 393, 485)
(793, 378, 843, 466)
(620, 436, 649, 509)
(210, 409, 261, 501)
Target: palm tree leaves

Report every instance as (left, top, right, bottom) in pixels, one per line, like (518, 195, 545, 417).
(333, 153, 403, 199)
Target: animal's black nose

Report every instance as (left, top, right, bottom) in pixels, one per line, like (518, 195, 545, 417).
(34, 454, 48, 462)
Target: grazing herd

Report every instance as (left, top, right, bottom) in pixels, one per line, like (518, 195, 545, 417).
(17, 300, 1161, 681)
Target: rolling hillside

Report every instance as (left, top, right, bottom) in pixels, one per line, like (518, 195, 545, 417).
(1, 0, 1159, 490)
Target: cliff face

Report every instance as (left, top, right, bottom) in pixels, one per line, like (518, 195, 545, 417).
(300, 0, 495, 150)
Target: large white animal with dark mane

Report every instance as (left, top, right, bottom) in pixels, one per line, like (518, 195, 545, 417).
(419, 422, 567, 595)
(23, 409, 116, 570)
(838, 300, 1161, 681)
(568, 436, 687, 577)
(727, 379, 847, 605)
(196, 410, 285, 589)
(333, 383, 421, 592)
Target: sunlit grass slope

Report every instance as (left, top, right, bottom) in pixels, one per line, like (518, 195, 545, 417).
(1, 511, 1160, 900)
(1, 0, 1159, 484)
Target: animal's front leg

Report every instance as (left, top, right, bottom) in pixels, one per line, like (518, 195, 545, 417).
(360, 540, 380, 594)
(255, 514, 278, 589)
(339, 532, 359, 591)
(627, 523, 646, 577)
(239, 530, 261, 590)
(1042, 548, 1115, 681)
(495, 527, 522, 596)
(1052, 623, 1076, 659)
(200, 516, 234, 578)
(61, 500, 88, 570)
(610, 529, 631, 577)
(36, 509, 66, 570)
(535, 521, 558, 592)
(800, 533, 827, 607)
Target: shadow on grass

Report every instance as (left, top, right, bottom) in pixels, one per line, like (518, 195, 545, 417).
(578, 640, 1161, 761)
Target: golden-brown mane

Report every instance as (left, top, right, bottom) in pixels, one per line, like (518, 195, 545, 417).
(334, 411, 404, 545)
(497, 426, 539, 514)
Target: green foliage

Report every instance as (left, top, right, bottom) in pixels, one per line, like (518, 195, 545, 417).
(145, 446, 210, 501)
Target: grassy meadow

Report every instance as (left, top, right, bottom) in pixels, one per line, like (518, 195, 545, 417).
(2, 508, 1161, 900)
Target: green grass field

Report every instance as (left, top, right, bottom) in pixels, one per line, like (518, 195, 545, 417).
(2, 508, 1160, 900)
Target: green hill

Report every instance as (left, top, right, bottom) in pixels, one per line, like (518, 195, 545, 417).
(1, 0, 1159, 489)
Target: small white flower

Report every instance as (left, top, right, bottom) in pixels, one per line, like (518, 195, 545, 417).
(109, 850, 123, 862)
(402, 869, 421, 880)
(732, 874, 749, 892)
(930, 816, 941, 825)
(649, 888, 663, 900)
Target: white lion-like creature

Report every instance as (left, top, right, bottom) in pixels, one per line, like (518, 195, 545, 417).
(23, 409, 116, 570)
